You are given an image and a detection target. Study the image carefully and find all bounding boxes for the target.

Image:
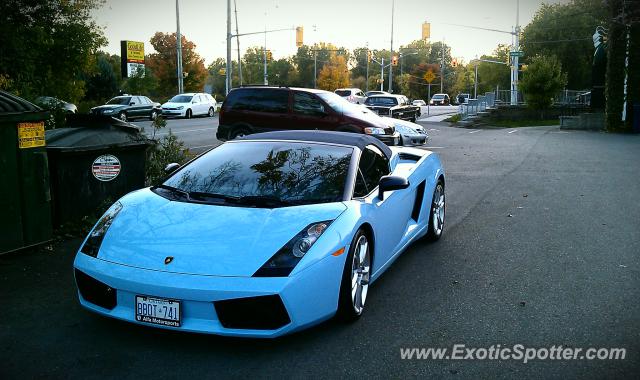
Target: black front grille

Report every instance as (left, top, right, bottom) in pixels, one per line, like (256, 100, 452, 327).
(214, 295, 291, 330)
(74, 269, 117, 310)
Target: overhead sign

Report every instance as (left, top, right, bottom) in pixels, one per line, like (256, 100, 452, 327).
(120, 40, 145, 78)
(422, 22, 431, 40)
(17, 122, 45, 149)
(423, 70, 436, 84)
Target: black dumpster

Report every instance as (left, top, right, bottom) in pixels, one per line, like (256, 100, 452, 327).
(46, 115, 152, 226)
(0, 91, 53, 254)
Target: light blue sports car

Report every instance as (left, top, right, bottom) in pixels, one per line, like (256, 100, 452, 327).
(73, 131, 445, 338)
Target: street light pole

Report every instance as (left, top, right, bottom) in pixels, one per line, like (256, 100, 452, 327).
(380, 58, 384, 91)
(314, 50, 317, 88)
(440, 39, 445, 93)
(263, 27, 268, 85)
(175, 0, 184, 93)
(234, 0, 243, 86)
(366, 45, 369, 91)
(388, 0, 394, 93)
(225, 0, 231, 95)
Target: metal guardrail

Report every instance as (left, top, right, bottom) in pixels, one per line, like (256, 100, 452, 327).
(458, 92, 496, 120)
(457, 89, 588, 120)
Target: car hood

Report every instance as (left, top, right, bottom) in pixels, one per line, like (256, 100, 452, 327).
(162, 102, 188, 108)
(343, 106, 390, 129)
(93, 104, 125, 110)
(97, 189, 347, 277)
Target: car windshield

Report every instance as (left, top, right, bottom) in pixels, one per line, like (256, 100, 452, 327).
(365, 97, 398, 106)
(169, 95, 193, 103)
(162, 141, 352, 206)
(432, 95, 445, 100)
(317, 92, 360, 113)
(107, 97, 131, 105)
(335, 90, 351, 97)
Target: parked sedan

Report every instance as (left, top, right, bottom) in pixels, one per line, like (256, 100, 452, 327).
(91, 96, 161, 121)
(73, 130, 445, 337)
(364, 95, 421, 122)
(382, 117, 429, 146)
(35, 96, 77, 114)
(161, 93, 216, 119)
(412, 99, 426, 107)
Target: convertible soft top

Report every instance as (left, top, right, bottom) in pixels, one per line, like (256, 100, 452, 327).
(238, 130, 392, 159)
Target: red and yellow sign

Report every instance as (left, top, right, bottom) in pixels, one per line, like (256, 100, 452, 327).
(126, 41, 145, 63)
(17, 121, 45, 149)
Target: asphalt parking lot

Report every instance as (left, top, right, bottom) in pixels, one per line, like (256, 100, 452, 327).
(1, 124, 639, 379)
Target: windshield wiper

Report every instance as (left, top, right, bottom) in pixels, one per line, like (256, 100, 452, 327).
(236, 195, 298, 208)
(186, 191, 240, 204)
(153, 184, 189, 200)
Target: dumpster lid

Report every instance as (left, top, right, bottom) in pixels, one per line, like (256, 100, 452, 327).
(0, 90, 43, 114)
(46, 114, 151, 152)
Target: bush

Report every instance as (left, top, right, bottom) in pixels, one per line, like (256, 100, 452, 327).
(520, 55, 567, 112)
(145, 116, 189, 186)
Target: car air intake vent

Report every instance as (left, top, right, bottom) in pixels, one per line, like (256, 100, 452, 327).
(398, 152, 421, 161)
(214, 295, 291, 330)
(74, 269, 117, 310)
(411, 180, 426, 221)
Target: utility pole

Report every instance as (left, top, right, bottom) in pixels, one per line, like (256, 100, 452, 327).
(234, 0, 242, 86)
(380, 58, 384, 91)
(388, 0, 394, 93)
(440, 39, 444, 93)
(225, 0, 232, 95)
(365, 44, 369, 91)
(474, 63, 478, 98)
(400, 53, 403, 76)
(175, 0, 184, 93)
(510, 0, 520, 105)
(263, 27, 268, 85)
(314, 50, 317, 88)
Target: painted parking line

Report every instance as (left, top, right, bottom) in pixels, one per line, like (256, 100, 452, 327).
(468, 130, 482, 134)
(155, 127, 213, 136)
(508, 130, 518, 134)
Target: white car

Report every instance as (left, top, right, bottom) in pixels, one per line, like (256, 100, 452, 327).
(381, 116, 428, 146)
(161, 93, 216, 118)
(412, 99, 426, 106)
(335, 88, 367, 104)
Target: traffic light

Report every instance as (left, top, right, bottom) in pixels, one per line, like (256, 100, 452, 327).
(266, 50, 273, 62)
(296, 26, 303, 47)
(452, 58, 458, 67)
(391, 55, 398, 66)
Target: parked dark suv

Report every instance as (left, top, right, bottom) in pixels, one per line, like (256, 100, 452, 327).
(217, 87, 400, 145)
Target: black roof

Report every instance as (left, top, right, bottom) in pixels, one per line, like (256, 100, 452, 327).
(239, 130, 392, 159)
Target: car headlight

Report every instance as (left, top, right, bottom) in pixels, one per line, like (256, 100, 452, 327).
(253, 221, 332, 277)
(103, 109, 114, 114)
(79, 202, 123, 257)
(177, 106, 184, 110)
(364, 127, 385, 135)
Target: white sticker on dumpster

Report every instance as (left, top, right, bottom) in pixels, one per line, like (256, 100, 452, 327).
(92, 154, 121, 181)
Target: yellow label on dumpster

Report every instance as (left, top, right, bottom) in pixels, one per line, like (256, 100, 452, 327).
(17, 121, 46, 148)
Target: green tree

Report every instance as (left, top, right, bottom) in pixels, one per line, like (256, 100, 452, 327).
(476, 44, 511, 94)
(521, 0, 607, 89)
(317, 55, 349, 91)
(146, 32, 208, 100)
(122, 66, 158, 97)
(520, 55, 567, 111)
(84, 51, 120, 102)
(0, 0, 107, 102)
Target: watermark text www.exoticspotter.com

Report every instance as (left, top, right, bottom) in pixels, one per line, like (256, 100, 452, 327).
(400, 345, 626, 363)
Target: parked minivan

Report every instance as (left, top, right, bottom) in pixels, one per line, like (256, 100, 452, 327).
(217, 87, 399, 145)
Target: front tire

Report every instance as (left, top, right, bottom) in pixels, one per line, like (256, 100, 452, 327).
(338, 229, 371, 321)
(185, 109, 192, 119)
(149, 110, 157, 121)
(228, 127, 250, 140)
(208, 107, 215, 117)
(425, 180, 445, 241)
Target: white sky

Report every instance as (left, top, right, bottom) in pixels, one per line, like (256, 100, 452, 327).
(93, 0, 565, 65)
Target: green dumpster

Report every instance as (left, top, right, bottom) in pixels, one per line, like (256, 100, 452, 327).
(0, 91, 53, 254)
(45, 115, 152, 226)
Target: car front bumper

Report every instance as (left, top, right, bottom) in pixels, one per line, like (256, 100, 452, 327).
(372, 131, 401, 146)
(161, 109, 186, 117)
(73, 250, 345, 338)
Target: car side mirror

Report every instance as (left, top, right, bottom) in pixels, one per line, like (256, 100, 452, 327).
(129, 102, 135, 106)
(164, 163, 180, 174)
(378, 175, 409, 200)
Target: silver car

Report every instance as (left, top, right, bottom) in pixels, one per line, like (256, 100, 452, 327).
(382, 117, 428, 146)
(335, 88, 366, 104)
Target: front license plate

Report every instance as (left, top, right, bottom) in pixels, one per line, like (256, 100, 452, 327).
(135, 295, 181, 327)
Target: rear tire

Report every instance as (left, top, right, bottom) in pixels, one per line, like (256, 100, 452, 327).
(228, 127, 250, 140)
(118, 112, 127, 122)
(208, 107, 215, 117)
(149, 110, 157, 121)
(337, 229, 371, 321)
(425, 180, 445, 241)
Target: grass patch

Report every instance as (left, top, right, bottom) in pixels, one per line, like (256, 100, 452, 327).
(487, 118, 559, 128)
(444, 114, 462, 123)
